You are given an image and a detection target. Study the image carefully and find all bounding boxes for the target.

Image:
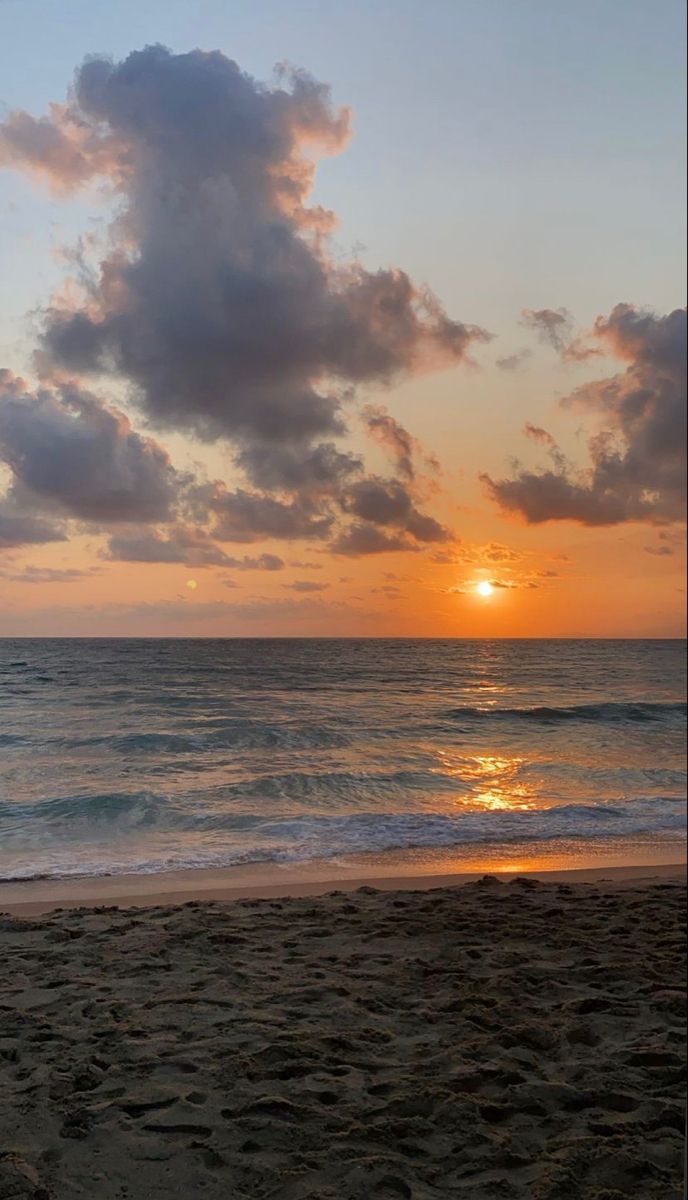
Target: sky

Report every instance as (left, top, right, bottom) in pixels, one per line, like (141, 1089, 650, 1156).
(0, 0, 685, 637)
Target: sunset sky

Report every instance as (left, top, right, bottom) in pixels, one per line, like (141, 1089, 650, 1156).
(0, 0, 685, 637)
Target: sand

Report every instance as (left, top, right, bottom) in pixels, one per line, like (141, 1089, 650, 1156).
(0, 871, 685, 1200)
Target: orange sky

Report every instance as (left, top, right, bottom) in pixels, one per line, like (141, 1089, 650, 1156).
(0, 36, 685, 638)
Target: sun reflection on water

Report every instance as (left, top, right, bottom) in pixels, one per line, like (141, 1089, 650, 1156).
(433, 751, 538, 811)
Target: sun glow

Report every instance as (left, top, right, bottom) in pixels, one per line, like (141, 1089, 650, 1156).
(476, 581, 494, 597)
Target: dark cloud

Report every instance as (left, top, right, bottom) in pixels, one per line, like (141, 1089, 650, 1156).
(343, 477, 451, 544)
(234, 442, 362, 492)
(484, 304, 687, 526)
(482, 468, 636, 526)
(233, 552, 284, 571)
(523, 423, 568, 471)
(520, 308, 604, 364)
(2, 46, 487, 464)
(282, 579, 329, 592)
(206, 485, 334, 543)
(0, 565, 97, 583)
(0, 371, 179, 523)
(0, 493, 66, 549)
(524, 423, 557, 447)
(495, 349, 532, 371)
(0, 46, 480, 558)
(521, 308, 573, 352)
(330, 523, 418, 557)
(106, 525, 232, 565)
(362, 405, 416, 479)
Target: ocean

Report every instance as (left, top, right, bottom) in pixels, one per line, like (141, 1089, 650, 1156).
(0, 638, 685, 881)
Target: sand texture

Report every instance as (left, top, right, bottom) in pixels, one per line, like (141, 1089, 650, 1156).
(0, 875, 685, 1199)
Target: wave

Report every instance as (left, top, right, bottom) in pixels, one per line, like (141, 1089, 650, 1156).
(446, 701, 687, 725)
(44, 722, 352, 754)
(1, 796, 684, 880)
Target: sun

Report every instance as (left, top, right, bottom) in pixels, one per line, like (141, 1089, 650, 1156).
(476, 581, 494, 598)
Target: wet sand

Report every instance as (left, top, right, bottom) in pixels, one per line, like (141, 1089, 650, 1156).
(1, 868, 685, 1199)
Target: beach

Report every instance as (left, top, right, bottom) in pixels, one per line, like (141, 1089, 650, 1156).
(1, 865, 685, 1200)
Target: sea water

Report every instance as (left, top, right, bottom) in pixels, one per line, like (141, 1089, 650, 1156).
(0, 638, 685, 879)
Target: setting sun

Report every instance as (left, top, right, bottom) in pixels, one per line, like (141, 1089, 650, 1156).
(476, 581, 494, 598)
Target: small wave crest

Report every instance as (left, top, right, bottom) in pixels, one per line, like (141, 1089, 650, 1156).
(446, 701, 687, 725)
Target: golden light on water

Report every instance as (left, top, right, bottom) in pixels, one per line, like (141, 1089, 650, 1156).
(433, 751, 537, 812)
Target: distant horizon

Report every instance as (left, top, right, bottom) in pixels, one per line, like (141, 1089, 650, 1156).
(1, 634, 686, 643)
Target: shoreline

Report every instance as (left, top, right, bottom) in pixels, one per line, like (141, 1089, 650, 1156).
(2, 854, 685, 916)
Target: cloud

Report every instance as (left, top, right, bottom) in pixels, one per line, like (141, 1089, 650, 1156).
(282, 579, 329, 592)
(362, 405, 418, 480)
(289, 559, 323, 569)
(371, 583, 403, 598)
(523, 423, 557, 448)
(330, 524, 418, 557)
(523, 422, 567, 471)
(0, 370, 179, 522)
(2, 45, 487, 475)
(342, 477, 451, 543)
(431, 550, 462, 564)
(0, 45, 484, 559)
(521, 308, 573, 352)
(106, 525, 232, 565)
(483, 304, 687, 526)
(447, 575, 538, 595)
(206, 485, 334, 543)
(644, 530, 684, 557)
(460, 541, 523, 564)
(234, 442, 362, 493)
(431, 541, 522, 565)
(0, 591, 387, 637)
(0, 564, 97, 583)
(489, 578, 538, 589)
(0, 493, 67, 549)
(232, 552, 284, 571)
(495, 349, 531, 371)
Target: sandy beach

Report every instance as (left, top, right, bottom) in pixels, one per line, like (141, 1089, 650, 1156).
(1, 866, 685, 1200)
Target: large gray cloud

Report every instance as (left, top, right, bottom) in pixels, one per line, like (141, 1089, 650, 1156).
(483, 304, 687, 526)
(0, 45, 483, 554)
(1, 46, 487, 456)
(0, 370, 179, 523)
